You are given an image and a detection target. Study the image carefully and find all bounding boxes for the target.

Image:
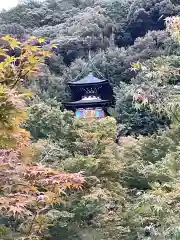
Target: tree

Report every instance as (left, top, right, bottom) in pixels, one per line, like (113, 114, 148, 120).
(0, 35, 84, 239)
(166, 16, 180, 43)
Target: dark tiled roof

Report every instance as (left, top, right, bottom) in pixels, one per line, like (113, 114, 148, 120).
(70, 99, 109, 104)
(64, 98, 109, 108)
(68, 73, 107, 85)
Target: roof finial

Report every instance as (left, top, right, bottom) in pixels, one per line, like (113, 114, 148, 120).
(88, 50, 91, 61)
(88, 50, 93, 76)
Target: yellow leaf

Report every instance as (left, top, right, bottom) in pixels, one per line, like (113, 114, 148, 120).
(51, 44, 58, 49)
(4, 56, 15, 63)
(2, 36, 21, 49)
(0, 163, 9, 169)
(2, 35, 11, 41)
(0, 49, 7, 56)
(30, 46, 40, 52)
(42, 50, 51, 57)
(38, 38, 45, 44)
(30, 186, 38, 191)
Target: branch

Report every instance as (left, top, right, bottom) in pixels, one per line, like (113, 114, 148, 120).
(27, 212, 37, 237)
(169, 105, 180, 123)
(11, 65, 35, 89)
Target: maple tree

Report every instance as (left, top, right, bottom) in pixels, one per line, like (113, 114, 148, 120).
(0, 36, 84, 239)
(166, 16, 180, 43)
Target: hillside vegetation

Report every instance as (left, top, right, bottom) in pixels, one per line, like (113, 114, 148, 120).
(0, 0, 180, 239)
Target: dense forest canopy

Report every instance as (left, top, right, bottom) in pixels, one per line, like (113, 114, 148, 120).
(0, 0, 180, 239)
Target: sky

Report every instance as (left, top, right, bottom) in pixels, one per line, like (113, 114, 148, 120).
(0, 0, 18, 10)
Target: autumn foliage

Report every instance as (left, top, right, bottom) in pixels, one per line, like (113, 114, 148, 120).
(166, 16, 180, 43)
(0, 36, 84, 239)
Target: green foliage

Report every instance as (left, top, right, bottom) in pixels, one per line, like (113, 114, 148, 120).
(31, 114, 180, 239)
(1, 1, 180, 239)
(115, 84, 170, 137)
(29, 73, 69, 102)
(0, 23, 25, 38)
(26, 102, 74, 140)
(25, 102, 180, 238)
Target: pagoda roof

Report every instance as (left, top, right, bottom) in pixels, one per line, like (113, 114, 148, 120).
(64, 96, 109, 109)
(68, 73, 108, 86)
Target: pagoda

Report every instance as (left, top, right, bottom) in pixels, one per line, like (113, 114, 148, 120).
(64, 73, 113, 119)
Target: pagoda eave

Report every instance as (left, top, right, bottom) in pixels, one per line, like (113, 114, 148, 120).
(68, 73, 108, 86)
(68, 81, 108, 88)
(64, 101, 110, 110)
